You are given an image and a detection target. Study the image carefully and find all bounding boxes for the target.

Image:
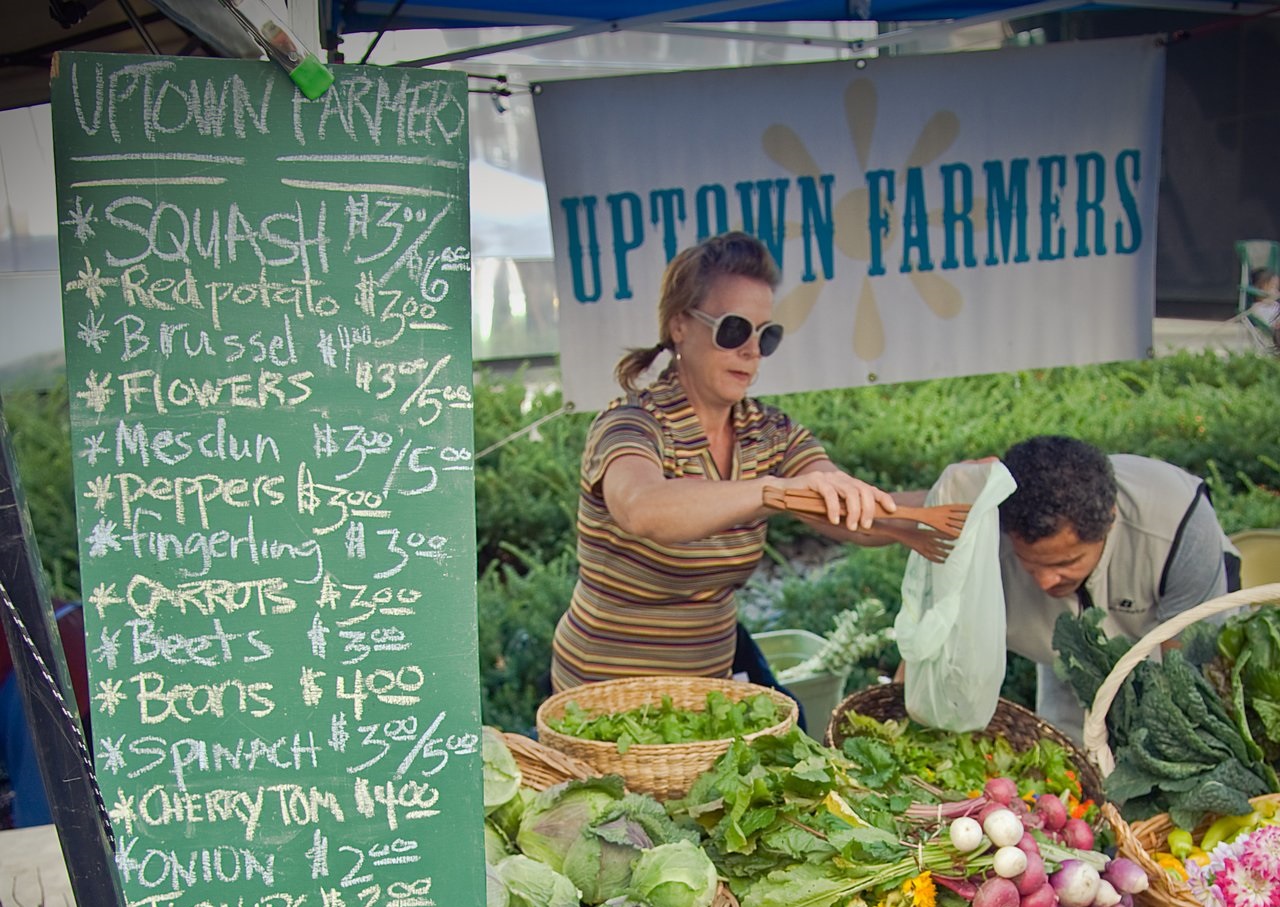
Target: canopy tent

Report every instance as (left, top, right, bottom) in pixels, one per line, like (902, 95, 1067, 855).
(323, 0, 1277, 62)
(2, 0, 1278, 377)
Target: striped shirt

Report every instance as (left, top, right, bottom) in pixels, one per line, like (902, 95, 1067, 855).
(550, 368, 827, 691)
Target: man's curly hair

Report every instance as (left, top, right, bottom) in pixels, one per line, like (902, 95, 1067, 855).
(998, 436, 1117, 543)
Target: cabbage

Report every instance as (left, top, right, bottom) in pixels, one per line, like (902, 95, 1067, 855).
(513, 776, 697, 904)
(483, 726, 522, 815)
(485, 862, 509, 907)
(490, 854, 581, 907)
(485, 819, 513, 865)
(490, 786, 533, 841)
(624, 840, 719, 907)
(515, 776, 627, 870)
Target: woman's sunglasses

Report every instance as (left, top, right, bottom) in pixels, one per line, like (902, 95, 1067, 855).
(686, 309, 784, 357)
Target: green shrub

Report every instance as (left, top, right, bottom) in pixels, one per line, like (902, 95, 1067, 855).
(473, 369, 591, 572)
(2, 382, 79, 602)
(476, 544, 577, 735)
(4, 351, 1279, 732)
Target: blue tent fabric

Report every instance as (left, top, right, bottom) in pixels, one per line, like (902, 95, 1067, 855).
(328, 0, 1065, 34)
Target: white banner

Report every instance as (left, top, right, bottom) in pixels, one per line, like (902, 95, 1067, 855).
(533, 36, 1165, 411)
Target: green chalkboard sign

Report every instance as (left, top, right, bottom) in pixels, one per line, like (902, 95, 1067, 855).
(51, 52, 483, 906)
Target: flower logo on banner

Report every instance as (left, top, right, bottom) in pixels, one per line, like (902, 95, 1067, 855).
(768, 79, 970, 362)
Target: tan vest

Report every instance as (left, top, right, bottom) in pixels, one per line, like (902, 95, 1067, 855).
(1002, 455, 1231, 665)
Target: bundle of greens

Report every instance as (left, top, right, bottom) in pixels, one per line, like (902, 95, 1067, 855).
(1213, 605, 1280, 766)
(834, 710, 1095, 808)
(547, 691, 783, 753)
(1053, 609, 1279, 829)
(665, 727, 1108, 907)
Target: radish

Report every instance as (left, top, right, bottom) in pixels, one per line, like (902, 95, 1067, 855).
(935, 874, 979, 901)
(1014, 852, 1048, 896)
(1092, 880, 1122, 907)
(994, 846, 1029, 879)
(974, 877, 1021, 907)
(1015, 832, 1041, 856)
(983, 808, 1025, 848)
(985, 777, 1019, 806)
(1021, 883, 1059, 907)
(1101, 858, 1150, 895)
(1061, 818, 1095, 850)
(1034, 793, 1068, 832)
(950, 816, 986, 853)
(1050, 859, 1101, 907)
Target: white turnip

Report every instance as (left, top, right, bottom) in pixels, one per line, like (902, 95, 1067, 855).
(1061, 818, 1095, 850)
(1092, 880, 1121, 907)
(1033, 793, 1068, 832)
(1101, 858, 1150, 895)
(994, 846, 1029, 879)
(1050, 859, 1101, 907)
(983, 808, 1025, 848)
(950, 816, 986, 853)
(974, 877, 1021, 907)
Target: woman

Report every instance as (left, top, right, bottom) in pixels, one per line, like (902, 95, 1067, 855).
(550, 231, 897, 694)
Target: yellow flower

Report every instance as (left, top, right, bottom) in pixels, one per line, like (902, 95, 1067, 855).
(903, 872, 937, 907)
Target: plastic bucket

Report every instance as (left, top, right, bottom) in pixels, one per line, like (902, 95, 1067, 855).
(752, 629, 850, 733)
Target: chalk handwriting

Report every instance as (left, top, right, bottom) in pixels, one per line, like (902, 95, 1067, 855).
(119, 513, 323, 580)
(103, 417, 282, 468)
(122, 732, 321, 791)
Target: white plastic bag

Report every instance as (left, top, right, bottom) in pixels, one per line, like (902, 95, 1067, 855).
(895, 460, 1017, 731)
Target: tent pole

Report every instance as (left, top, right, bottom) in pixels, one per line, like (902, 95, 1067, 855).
(0, 394, 126, 906)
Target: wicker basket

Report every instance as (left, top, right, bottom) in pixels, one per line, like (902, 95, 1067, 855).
(535, 676, 798, 800)
(502, 732, 597, 791)
(1107, 794, 1280, 907)
(1080, 582, 1280, 907)
(824, 681, 1106, 804)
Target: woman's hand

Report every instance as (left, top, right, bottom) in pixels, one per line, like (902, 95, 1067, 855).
(780, 465, 896, 531)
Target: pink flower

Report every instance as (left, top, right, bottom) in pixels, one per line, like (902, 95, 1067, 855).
(1187, 858, 1227, 907)
(1215, 856, 1278, 907)
(1241, 826, 1280, 883)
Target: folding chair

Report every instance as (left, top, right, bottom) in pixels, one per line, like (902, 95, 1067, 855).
(1233, 240, 1280, 353)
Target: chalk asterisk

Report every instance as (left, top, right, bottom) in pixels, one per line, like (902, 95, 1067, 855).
(60, 196, 98, 242)
(84, 475, 115, 511)
(97, 734, 127, 774)
(109, 792, 137, 836)
(86, 518, 122, 557)
(80, 431, 109, 467)
(93, 627, 122, 669)
(64, 257, 118, 307)
(87, 582, 123, 618)
(94, 678, 127, 716)
(76, 310, 110, 352)
(76, 371, 114, 413)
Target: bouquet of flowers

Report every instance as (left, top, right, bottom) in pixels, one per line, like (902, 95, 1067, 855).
(1184, 825, 1280, 907)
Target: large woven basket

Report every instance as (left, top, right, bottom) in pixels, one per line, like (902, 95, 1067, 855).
(502, 732, 596, 791)
(824, 681, 1106, 804)
(1081, 582, 1280, 907)
(535, 676, 798, 800)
